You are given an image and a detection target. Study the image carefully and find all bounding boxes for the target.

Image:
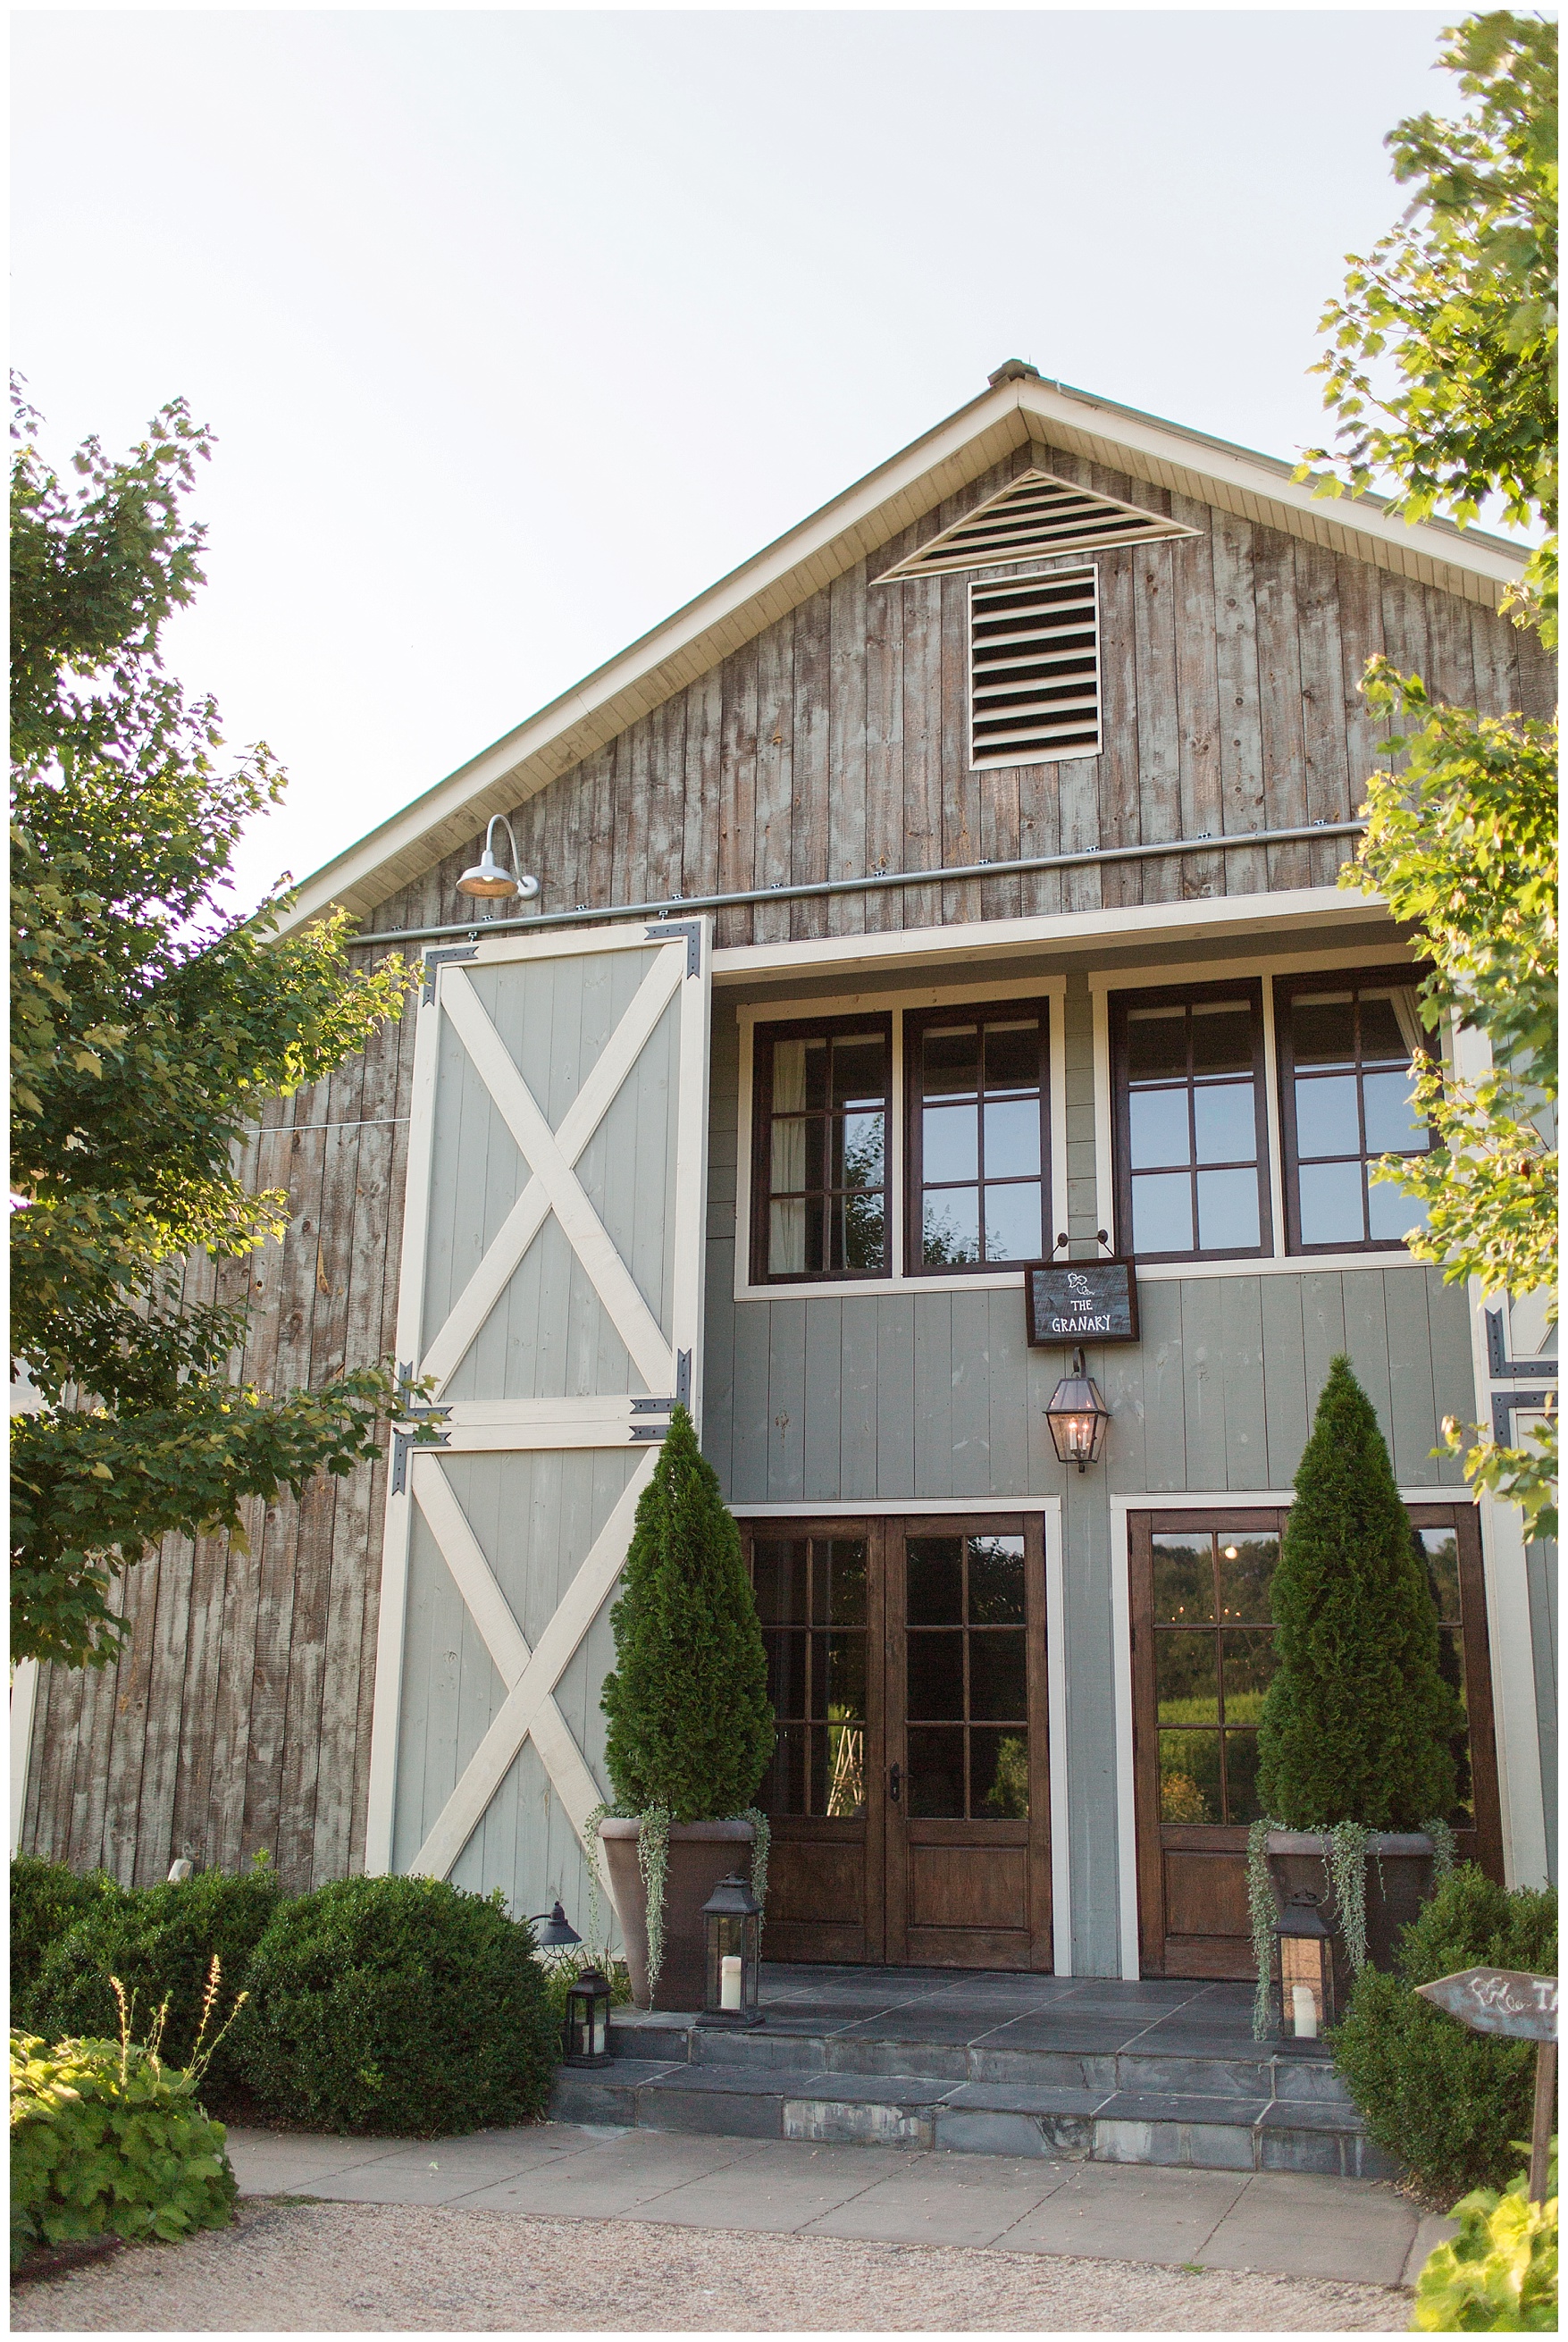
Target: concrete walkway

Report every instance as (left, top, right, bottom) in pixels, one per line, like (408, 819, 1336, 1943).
(226, 2120, 1450, 2287)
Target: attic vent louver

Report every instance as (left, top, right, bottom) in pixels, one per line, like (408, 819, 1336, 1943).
(970, 569, 1100, 768)
(876, 466, 1194, 582)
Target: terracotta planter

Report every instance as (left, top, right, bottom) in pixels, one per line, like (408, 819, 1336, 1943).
(1266, 1829, 1438, 2001)
(599, 1817, 756, 2012)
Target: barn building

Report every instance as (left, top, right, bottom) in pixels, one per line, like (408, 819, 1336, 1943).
(14, 363, 1557, 1982)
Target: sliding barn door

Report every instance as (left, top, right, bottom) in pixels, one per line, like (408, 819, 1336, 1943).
(365, 920, 710, 1919)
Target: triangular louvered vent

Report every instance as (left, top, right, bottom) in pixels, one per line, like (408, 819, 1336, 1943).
(970, 570, 1100, 768)
(877, 466, 1194, 582)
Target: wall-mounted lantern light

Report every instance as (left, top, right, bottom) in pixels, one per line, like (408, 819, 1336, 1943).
(1044, 1347, 1111, 1471)
(457, 814, 541, 906)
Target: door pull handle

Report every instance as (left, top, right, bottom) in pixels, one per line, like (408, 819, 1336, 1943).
(889, 1762, 901, 1804)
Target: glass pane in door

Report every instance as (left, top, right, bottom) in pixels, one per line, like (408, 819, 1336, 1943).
(753, 1535, 869, 1817)
(904, 1533, 1029, 1817)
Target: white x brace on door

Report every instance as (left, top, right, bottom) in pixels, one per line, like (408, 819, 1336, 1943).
(365, 919, 710, 1909)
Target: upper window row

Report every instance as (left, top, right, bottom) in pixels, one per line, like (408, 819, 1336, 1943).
(749, 968, 1434, 1285)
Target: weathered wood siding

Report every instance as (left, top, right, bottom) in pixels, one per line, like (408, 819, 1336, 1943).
(365, 440, 1548, 952)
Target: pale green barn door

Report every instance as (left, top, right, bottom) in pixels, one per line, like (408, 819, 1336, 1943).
(364, 919, 710, 1915)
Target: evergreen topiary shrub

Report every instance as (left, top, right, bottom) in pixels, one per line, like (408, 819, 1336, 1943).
(1332, 1864, 1557, 2205)
(600, 1404, 774, 1821)
(1257, 1354, 1460, 1827)
(10, 1858, 122, 2032)
(239, 1874, 556, 2136)
(29, 1861, 283, 2103)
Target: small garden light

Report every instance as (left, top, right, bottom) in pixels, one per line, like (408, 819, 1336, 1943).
(697, 1872, 763, 2029)
(562, 1966, 614, 2067)
(456, 814, 541, 905)
(1044, 1347, 1111, 1471)
(1273, 1891, 1336, 2039)
(528, 1902, 582, 1951)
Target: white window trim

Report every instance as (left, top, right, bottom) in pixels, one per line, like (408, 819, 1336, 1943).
(733, 1493, 1073, 1979)
(1090, 942, 1439, 1277)
(734, 976, 1069, 1304)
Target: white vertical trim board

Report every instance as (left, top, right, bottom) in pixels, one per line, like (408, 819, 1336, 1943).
(1041, 1498, 1073, 1977)
(1107, 1501, 1140, 1978)
(364, 969, 444, 1877)
(10, 1661, 38, 1855)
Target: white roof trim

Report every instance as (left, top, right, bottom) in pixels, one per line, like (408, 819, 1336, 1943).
(281, 375, 1529, 931)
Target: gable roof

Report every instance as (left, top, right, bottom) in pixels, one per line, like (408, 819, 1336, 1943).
(282, 365, 1530, 930)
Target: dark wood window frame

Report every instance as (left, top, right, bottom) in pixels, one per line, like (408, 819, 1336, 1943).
(1130, 1502, 1504, 1979)
(750, 1011, 893, 1287)
(1275, 964, 1438, 1258)
(1110, 978, 1273, 1266)
(902, 998, 1052, 1280)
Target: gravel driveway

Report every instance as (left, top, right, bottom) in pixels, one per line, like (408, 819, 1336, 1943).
(14, 2197, 1410, 2331)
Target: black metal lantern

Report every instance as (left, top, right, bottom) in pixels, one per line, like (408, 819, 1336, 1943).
(529, 1901, 583, 1952)
(696, 1871, 763, 2029)
(1273, 1891, 1336, 2040)
(563, 1966, 614, 2067)
(1044, 1347, 1111, 1471)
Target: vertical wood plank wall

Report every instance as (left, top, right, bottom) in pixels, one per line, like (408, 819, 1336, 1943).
(20, 446, 1550, 1918)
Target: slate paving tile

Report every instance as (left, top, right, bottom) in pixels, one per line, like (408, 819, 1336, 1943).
(804, 2160, 1068, 2247)
(644, 2143, 919, 2232)
(995, 2162, 1250, 2262)
(1200, 2171, 1416, 2284)
(1092, 2092, 1270, 2127)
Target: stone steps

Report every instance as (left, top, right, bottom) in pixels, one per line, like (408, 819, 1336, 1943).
(549, 2011, 1391, 2179)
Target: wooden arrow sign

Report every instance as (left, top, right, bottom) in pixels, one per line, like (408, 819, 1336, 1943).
(1415, 1967, 1558, 2041)
(1415, 1968, 1558, 2204)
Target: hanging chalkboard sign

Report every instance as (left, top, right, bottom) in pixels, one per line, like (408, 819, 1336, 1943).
(1025, 1258, 1139, 1347)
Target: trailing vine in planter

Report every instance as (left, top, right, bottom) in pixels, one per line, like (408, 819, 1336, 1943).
(581, 1801, 771, 2002)
(1247, 1813, 1459, 2038)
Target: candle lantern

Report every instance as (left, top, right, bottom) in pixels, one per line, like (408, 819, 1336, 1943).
(563, 1966, 614, 2066)
(697, 1871, 764, 2029)
(1273, 1891, 1336, 2040)
(1044, 1347, 1111, 1472)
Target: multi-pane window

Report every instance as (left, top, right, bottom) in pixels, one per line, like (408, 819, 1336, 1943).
(908, 1009, 1049, 1273)
(1277, 974, 1434, 1252)
(1152, 1526, 1280, 1825)
(1112, 985, 1270, 1262)
(905, 1533, 1029, 1819)
(752, 1018, 890, 1282)
(1416, 1524, 1475, 1828)
(753, 1536, 868, 1817)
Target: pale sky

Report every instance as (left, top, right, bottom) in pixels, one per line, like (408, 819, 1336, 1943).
(13, 6, 1464, 912)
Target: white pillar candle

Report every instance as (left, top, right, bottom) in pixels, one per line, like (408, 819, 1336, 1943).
(1292, 1984, 1318, 2039)
(720, 1954, 742, 2011)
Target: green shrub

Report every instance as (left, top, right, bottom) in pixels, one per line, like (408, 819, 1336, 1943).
(239, 1874, 557, 2136)
(10, 1858, 122, 2030)
(11, 2030, 237, 2271)
(1257, 1355, 1460, 1827)
(1413, 2141, 1557, 2330)
(600, 1404, 774, 1821)
(30, 1861, 283, 2101)
(1332, 1865, 1557, 2203)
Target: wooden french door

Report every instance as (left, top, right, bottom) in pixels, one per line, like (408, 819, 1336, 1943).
(746, 1515, 1052, 1970)
(1130, 1504, 1504, 1979)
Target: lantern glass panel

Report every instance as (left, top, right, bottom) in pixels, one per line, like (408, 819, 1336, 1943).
(1275, 1924, 1334, 2038)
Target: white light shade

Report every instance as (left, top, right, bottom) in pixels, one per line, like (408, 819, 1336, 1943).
(456, 814, 540, 904)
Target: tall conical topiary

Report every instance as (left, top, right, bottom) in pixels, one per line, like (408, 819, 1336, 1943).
(600, 1406, 775, 1823)
(1256, 1356, 1459, 1829)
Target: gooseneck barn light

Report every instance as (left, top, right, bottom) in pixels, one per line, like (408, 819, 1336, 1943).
(1044, 1347, 1111, 1472)
(456, 814, 541, 905)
